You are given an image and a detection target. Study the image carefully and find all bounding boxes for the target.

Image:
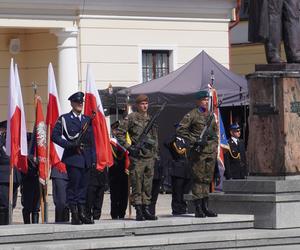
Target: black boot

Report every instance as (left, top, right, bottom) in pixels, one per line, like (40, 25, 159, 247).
(202, 197, 217, 217)
(63, 207, 70, 222)
(85, 206, 94, 224)
(22, 209, 31, 224)
(0, 208, 9, 225)
(93, 209, 101, 221)
(32, 212, 39, 224)
(70, 204, 82, 225)
(194, 199, 205, 218)
(78, 204, 94, 224)
(55, 208, 65, 223)
(135, 205, 145, 221)
(143, 205, 157, 220)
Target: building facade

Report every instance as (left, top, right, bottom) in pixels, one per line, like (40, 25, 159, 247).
(0, 0, 236, 128)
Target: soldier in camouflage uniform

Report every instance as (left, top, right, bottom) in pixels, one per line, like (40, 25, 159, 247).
(116, 94, 158, 221)
(176, 90, 218, 218)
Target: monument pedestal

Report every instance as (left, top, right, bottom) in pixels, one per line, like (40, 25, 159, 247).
(209, 177, 300, 229)
(210, 65, 300, 229)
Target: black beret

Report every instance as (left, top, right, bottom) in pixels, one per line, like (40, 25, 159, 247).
(68, 91, 84, 103)
(111, 120, 120, 130)
(0, 120, 7, 129)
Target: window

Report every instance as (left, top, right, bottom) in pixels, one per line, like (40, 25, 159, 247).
(142, 50, 170, 82)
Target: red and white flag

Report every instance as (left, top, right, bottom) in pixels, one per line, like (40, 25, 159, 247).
(46, 63, 66, 173)
(6, 59, 28, 173)
(35, 96, 48, 184)
(84, 64, 113, 171)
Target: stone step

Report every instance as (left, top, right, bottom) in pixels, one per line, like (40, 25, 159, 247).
(0, 215, 253, 246)
(3, 224, 300, 250)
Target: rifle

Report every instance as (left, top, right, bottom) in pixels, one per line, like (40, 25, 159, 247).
(193, 113, 214, 153)
(75, 111, 96, 153)
(130, 102, 167, 156)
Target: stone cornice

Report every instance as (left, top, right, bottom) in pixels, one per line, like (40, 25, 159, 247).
(0, 0, 235, 20)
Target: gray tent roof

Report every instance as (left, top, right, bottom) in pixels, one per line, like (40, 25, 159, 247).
(118, 50, 248, 107)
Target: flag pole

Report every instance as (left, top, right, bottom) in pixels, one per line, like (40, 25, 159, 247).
(32, 82, 45, 223)
(8, 164, 14, 224)
(126, 93, 132, 219)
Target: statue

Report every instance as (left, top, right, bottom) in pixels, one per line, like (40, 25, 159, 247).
(248, 0, 300, 64)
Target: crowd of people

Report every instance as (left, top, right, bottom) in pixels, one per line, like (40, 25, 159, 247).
(0, 90, 248, 225)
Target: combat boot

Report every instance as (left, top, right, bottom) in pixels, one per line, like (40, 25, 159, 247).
(202, 197, 217, 217)
(31, 212, 39, 224)
(22, 209, 31, 224)
(0, 208, 9, 225)
(63, 207, 70, 222)
(194, 199, 205, 218)
(70, 204, 82, 225)
(78, 204, 94, 224)
(135, 205, 145, 221)
(143, 205, 157, 220)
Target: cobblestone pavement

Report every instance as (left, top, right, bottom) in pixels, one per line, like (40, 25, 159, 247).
(12, 182, 172, 224)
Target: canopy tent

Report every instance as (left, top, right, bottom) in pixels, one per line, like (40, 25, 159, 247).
(116, 51, 249, 190)
(118, 50, 248, 107)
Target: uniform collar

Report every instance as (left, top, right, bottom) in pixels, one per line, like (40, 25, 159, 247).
(198, 107, 206, 113)
(231, 136, 239, 145)
(72, 111, 82, 121)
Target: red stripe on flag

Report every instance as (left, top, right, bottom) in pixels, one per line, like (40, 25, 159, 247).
(85, 93, 113, 171)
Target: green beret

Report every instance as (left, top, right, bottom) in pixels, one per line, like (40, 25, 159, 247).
(195, 91, 209, 100)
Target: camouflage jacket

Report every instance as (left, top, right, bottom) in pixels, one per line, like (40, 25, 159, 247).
(176, 108, 218, 154)
(116, 112, 158, 158)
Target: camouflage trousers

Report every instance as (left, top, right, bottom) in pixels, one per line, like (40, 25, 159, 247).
(129, 157, 154, 206)
(190, 152, 217, 200)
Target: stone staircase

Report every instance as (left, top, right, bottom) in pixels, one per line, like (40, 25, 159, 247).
(2, 214, 300, 249)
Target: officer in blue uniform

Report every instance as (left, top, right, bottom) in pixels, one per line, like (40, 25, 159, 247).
(50, 167, 69, 223)
(0, 120, 21, 225)
(51, 91, 96, 225)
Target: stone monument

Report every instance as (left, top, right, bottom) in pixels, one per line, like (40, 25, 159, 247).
(209, 0, 300, 229)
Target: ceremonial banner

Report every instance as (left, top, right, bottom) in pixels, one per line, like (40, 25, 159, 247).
(35, 96, 48, 184)
(46, 63, 66, 172)
(6, 59, 28, 173)
(84, 64, 113, 171)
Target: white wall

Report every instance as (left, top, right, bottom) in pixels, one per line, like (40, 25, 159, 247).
(79, 17, 230, 91)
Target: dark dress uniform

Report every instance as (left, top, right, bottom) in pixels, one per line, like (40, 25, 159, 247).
(176, 91, 218, 218)
(50, 167, 69, 222)
(224, 124, 247, 180)
(0, 125, 21, 225)
(170, 157, 191, 215)
(51, 92, 96, 225)
(21, 133, 41, 224)
(86, 167, 107, 221)
(109, 137, 128, 219)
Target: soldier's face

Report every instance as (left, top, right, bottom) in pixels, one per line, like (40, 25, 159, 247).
(71, 101, 83, 114)
(196, 97, 209, 109)
(230, 129, 241, 138)
(137, 101, 148, 113)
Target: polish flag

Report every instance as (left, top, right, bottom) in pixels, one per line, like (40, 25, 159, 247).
(46, 63, 66, 173)
(6, 59, 28, 173)
(84, 64, 113, 171)
(35, 96, 48, 184)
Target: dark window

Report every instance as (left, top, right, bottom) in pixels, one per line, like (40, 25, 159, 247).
(142, 50, 170, 82)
